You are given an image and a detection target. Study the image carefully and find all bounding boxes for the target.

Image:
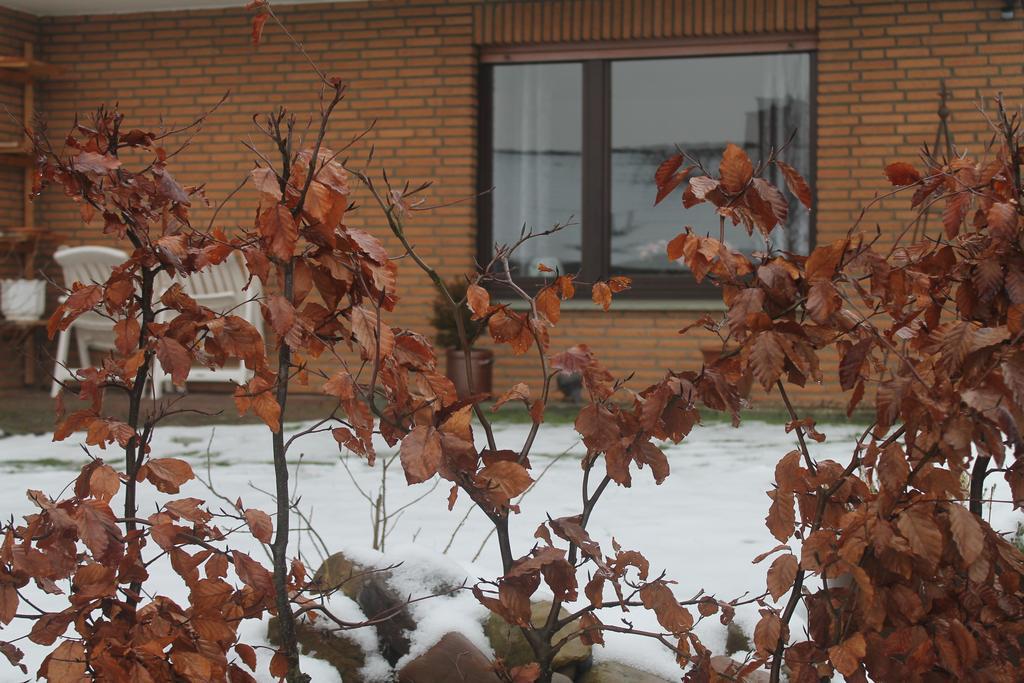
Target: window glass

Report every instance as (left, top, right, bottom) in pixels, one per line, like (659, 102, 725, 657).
(491, 62, 583, 275)
(610, 53, 811, 274)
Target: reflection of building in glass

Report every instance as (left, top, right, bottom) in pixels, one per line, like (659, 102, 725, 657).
(492, 149, 582, 275)
(609, 94, 811, 274)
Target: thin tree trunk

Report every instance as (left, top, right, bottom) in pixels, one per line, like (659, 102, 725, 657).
(270, 261, 308, 683)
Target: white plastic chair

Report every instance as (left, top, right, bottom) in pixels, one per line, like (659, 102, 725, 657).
(49, 246, 165, 397)
(154, 252, 263, 393)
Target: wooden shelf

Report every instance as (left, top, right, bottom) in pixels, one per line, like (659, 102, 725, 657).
(0, 141, 32, 167)
(2, 42, 48, 235)
(0, 227, 56, 244)
(0, 55, 62, 82)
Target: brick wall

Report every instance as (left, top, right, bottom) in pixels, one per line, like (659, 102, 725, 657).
(0, 0, 1021, 407)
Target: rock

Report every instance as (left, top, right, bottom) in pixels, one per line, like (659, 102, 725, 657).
(578, 661, 675, 683)
(724, 621, 752, 655)
(398, 632, 503, 683)
(267, 616, 365, 682)
(311, 552, 416, 665)
(357, 575, 416, 665)
(311, 552, 374, 600)
(711, 655, 769, 682)
(483, 601, 592, 678)
(551, 674, 574, 683)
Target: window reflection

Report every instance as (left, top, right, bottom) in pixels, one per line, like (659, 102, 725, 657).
(491, 63, 583, 275)
(611, 53, 811, 274)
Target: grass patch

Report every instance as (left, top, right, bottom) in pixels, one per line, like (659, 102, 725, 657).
(1, 457, 80, 471)
(483, 401, 873, 427)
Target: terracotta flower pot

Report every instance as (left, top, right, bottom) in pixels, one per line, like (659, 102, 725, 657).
(445, 347, 493, 399)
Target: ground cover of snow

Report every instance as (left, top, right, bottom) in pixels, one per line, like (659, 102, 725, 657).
(0, 417, 1017, 681)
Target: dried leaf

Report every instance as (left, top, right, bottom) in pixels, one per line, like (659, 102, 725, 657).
(766, 554, 798, 602)
(400, 425, 443, 485)
(244, 508, 273, 544)
(884, 161, 922, 186)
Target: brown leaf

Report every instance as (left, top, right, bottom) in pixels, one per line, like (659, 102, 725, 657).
(987, 201, 1018, 238)
(269, 651, 289, 679)
(535, 286, 561, 324)
(766, 489, 795, 543)
(141, 457, 195, 494)
(639, 581, 693, 635)
(244, 508, 273, 544)
(29, 611, 74, 646)
(897, 507, 944, 568)
(467, 283, 491, 320)
(805, 239, 847, 283)
(720, 143, 754, 194)
(249, 166, 281, 200)
(654, 154, 693, 205)
(251, 11, 269, 46)
(475, 460, 533, 506)
(575, 404, 618, 452)
(828, 633, 867, 677)
(667, 232, 689, 261)
(775, 160, 813, 210)
(749, 331, 785, 390)
(264, 295, 296, 339)
(942, 192, 970, 239)
(113, 318, 140, 356)
(258, 204, 298, 261)
(208, 315, 264, 365)
(232, 550, 275, 600)
(234, 376, 281, 431)
(350, 305, 395, 360)
(88, 463, 120, 502)
(946, 503, 984, 566)
(75, 499, 124, 566)
(766, 554, 798, 602)
(877, 443, 909, 493)
(0, 640, 24, 673)
(592, 282, 612, 311)
(753, 612, 783, 657)
(0, 585, 17, 626)
(235, 643, 258, 671)
(39, 640, 87, 682)
(839, 339, 873, 391)
(322, 370, 357, 400)
(493, 382, 530, 411)
(73, 151, 121, 175)
(400, 425, 443, 484)
(156, 337, 192, 387)
(488, 309, 533, 355)
(884, 161, 922, 186)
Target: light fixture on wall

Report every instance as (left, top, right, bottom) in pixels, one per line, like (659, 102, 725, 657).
(1003, 0, 1019, 20)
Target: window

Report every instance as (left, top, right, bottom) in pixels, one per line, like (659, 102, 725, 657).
(479, 50, 813, 298)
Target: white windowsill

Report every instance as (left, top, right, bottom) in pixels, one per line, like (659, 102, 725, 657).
(498, 298, 725, 312)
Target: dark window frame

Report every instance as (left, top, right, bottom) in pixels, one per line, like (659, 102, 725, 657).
(477, 39, 817, 300)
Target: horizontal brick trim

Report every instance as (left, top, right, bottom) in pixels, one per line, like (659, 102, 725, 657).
(474, 0, 817, 46)
(479, 32, 817, 62)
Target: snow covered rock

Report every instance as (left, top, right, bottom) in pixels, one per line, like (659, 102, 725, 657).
(312, 551, 374, 600)
(397, 632, 503, 683)
(357, 574, 416, 664)
(312, 551, 416, 665)
(483, 601, 593, 678)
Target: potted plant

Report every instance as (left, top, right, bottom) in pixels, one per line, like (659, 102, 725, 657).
(1, 227, 47, 322)
(431, 278, 493, 398)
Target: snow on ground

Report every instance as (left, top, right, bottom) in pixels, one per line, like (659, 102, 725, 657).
(0, 418, 1019, 681)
